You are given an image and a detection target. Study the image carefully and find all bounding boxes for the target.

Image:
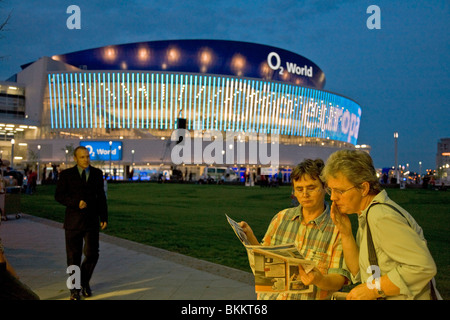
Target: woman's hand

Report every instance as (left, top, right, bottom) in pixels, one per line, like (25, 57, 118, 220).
(239, 221, 260, 245)
(330, 202, 352, 237)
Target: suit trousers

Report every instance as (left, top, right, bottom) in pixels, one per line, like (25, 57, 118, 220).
(65, 229, 100, 288)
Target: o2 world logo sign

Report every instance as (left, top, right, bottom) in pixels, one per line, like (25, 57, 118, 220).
(267, 52, 313, 78)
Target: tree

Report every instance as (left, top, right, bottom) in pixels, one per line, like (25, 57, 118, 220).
(0, 2, 12, 60)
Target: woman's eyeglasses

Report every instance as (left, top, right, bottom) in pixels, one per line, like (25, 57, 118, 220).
(325, 185, 358, 196)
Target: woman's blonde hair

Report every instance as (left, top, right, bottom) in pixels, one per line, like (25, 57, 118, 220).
(320, 149, 381, 195)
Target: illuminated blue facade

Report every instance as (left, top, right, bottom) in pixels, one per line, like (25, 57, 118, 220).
(45, 40, 362, 145)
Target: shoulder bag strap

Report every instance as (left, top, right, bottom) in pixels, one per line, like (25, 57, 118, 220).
(366, 202, 410, 267)
(366, 202, 439, 300)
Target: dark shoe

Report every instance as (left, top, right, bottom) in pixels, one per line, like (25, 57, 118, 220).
(81, 285, 92, 298)
(70, 290, 81, 300)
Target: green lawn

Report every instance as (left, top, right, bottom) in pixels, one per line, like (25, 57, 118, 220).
(20, 182, 450, 299)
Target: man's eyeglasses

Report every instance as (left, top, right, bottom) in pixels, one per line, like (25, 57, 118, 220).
(325, 185, 359, 196)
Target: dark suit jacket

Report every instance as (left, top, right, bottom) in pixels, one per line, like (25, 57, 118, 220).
(55, 165, 108, 231)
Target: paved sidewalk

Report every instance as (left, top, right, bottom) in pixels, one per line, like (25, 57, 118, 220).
(0, 214, 256, 300)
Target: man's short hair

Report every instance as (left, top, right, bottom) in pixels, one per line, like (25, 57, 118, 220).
(73, 146, 88, 157)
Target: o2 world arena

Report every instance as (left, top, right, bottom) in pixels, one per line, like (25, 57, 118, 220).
(1, 40, 365, 182)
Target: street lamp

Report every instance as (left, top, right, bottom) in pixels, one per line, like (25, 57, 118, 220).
(131, 149, 135, 181)
(118, 145, 122, 180)
(109, 141, 112, 180)
(419, 161, 422, 180)
(37, 145, 41, 185)
(394, 132, 399, 184)
(10, 139, 15, 169)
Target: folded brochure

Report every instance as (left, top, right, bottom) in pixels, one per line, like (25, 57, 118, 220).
(226, 214, 316, 294)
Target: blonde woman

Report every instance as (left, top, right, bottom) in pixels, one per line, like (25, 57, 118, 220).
(321, 149, 438, 300)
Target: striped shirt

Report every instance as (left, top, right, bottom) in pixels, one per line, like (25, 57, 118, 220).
(258, 203, 350, 300)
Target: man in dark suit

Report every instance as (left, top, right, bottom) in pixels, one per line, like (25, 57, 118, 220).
(55, 146, 108, 300)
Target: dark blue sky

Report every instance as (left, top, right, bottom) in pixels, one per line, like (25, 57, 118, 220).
(0, 0, 448, 172)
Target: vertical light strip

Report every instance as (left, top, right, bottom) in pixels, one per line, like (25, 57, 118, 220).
(255, 80, 262, 133)
(82, 73, 87, 128)
(193, 75, 198, 130)
(146, 73, 149, 129)
(260, 82, 267, 133)
(206, 76, 211, 130)
(174, 74, 178, 128)
(60, 74, 67, 128)
(116, 73, 121, 128)
(198, 75, 203, 130)
(158, 72, 161, 129)
(61, 74, 66, 128)
(305, 88, 310, 137)
(56, 74, 62, 128)
(224, 78, 230, 131)
(241, 79, 248, 132)
(188, 75, 192, 129)
(211, 76, 216, 130)
(292, 86, 301, 136)
(102, 73, 106, 129)
(297, 86, 303, 136)
(165, 73, 169, 129)
(300, 88, 307, 137)
(107, 73, 111, 129)
(264, 82, 271, 133)
(78, 73, 83, 128)
(121, 73, 125, 128)
(88, 73, 92, 128)
(281, 83, 287, 135)
(308, 89, 314, 137)
(203, 76, 211, 130)
(169, 73, 174, 130)
(151, 73, 154, 129)
(160, 74, 164, 129)
(313, 89, 319, 137)
(274, 82, 281, 134)
(126, 73, 130, 128)
(230, 79, 239, 131)
(284, 84, 291, 135)
(54, 74, 58, 128)
(113, 72, 117, 129)
(267, 82, 274, 134)
(203, 76, 207, 130)
(236, 79, 242, 132)
(131, 72, 135, 129)
(285, 84, 293, 135)
(65, 73, 70, 128)
(136, 73, 140, 129)
(218, 77, 223, 131)
(70, 73, 75, 128)
(74, 73, 80, 128)
(142, 73, 145, 129)
(48, 75, 54, 128)
(96, 73, 100, 128)
(272, 82, 279, 135)
(183, 74, 187, 120)
(248, 80, 254, 132)
(73, 73, 80, 129)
